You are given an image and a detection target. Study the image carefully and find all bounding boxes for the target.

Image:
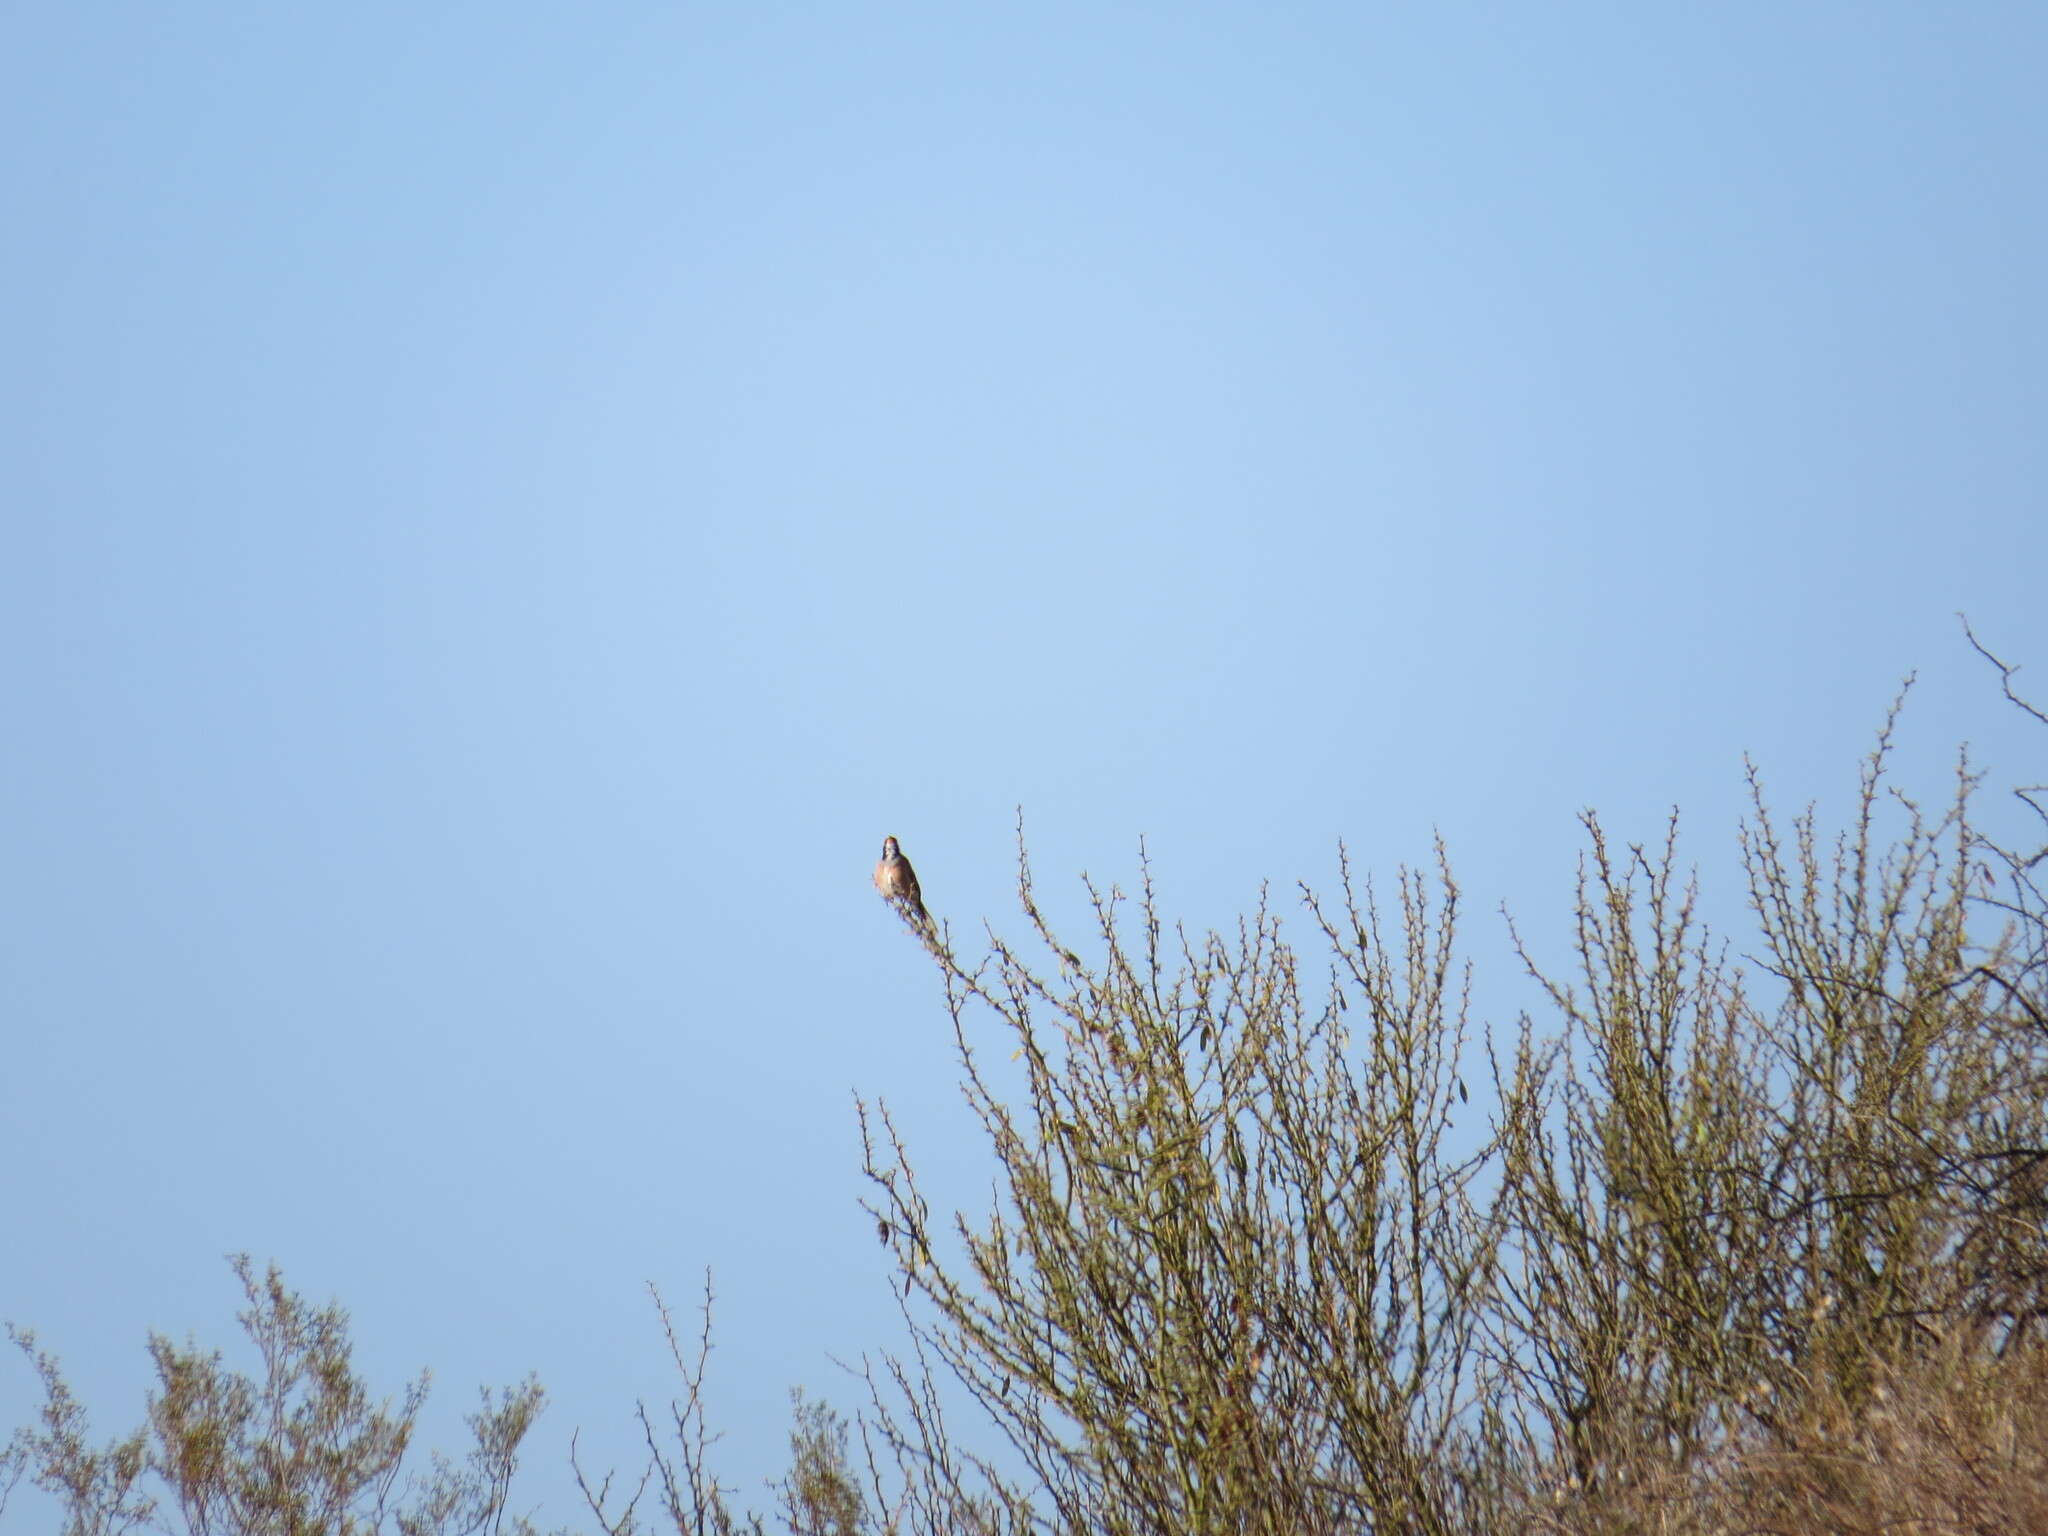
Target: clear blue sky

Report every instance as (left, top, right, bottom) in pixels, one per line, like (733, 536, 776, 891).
(3, 1, 2044, 1523)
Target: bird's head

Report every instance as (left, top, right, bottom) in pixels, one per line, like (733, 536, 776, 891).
(881, 836, 901, 858)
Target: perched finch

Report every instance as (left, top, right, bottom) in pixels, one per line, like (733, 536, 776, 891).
(873, 836, 928, 923)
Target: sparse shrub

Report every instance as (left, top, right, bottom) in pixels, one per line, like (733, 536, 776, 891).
(857, 650, 2046, 1533)
(859, 833, 1506, 1534)
(3, 1256, 545, 1536)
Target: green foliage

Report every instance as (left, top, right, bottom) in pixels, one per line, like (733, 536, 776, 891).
(3, 1329, 153, 1536)
(5, 1257, 545, 1536)
(775, 1394, 864, 1536)
(1494, 690, 2048, 1508)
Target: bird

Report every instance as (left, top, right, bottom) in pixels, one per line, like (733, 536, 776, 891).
(873, 836, 928, 924)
